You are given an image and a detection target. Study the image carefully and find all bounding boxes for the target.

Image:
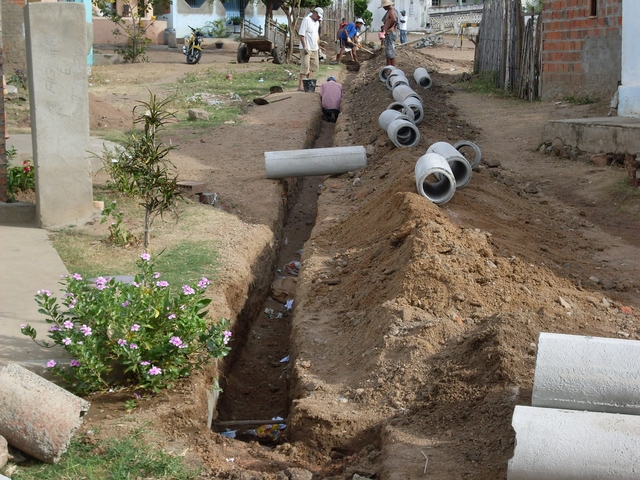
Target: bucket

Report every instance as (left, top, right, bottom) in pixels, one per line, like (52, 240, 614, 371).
(302, 79, 317, 93)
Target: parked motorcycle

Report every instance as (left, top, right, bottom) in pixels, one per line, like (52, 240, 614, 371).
(183, 26, 204, 64)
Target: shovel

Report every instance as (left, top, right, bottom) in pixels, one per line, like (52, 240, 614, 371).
(252, 96, 291, 106)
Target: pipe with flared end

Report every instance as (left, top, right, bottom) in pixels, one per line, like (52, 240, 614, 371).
(387, 101, 415, 122)
(379, 65, 397, 83)
(508, 406, 640, 480)
(532, 332, 640, 415)
(427, 142, 472, 188)
(265, 146, 367, 178)
(378, 110, 420, 148)
(453, 140, 482, 168)
(413, 67, 433, 89)
(387, 71, 410, 91)
(414, 152, 456, 205)
(392, 84, 423, 105)
(402, 96, 424, 125)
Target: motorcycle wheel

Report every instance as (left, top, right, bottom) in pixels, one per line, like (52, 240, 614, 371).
(186, 48, 202, 64)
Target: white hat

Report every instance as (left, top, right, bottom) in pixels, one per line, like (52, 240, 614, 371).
(355, 17, 364, 24)
(313, 7, 323, 20)
(380, 0, 393, 7)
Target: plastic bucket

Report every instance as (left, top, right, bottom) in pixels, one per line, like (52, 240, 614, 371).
(302, 79, 317, 93)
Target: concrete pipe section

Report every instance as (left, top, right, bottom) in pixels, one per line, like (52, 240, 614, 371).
(402, 97, 424, 125)
(427, 142, 472, 188)
(414, 152, 456, 205)
(387, 101, 416, 123)
(392, 84, 423, 105)
(414, 67, 433, 89)
(378, 110, 420, 148)
(508, 406, 640, 480)
(453, 140, 482, 168)
(532, 332, 640, 415)
(386, 70, 409, 91)
(379, 65, 397, 83)
(265, 146, 367, 178)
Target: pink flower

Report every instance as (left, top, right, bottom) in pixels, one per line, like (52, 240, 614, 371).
(169, 336, 183, 347)
(122, 300, 130, 308)
(156, 280, 169, 288)
(49, 325, 61, 332)
(72, 273, 83, 281)
(20, 324, 25, 329)
(62, 338, 72, 345)
(131, 324, 140, 332)
(37, 289, 52, 296)
(140, 253, 151, 261)
(148, 366, 162, 376)
(167, 314, 176, 320)
(80, 324, 92, 336)
(182, 285, 195, 295)
(95, 277, 108, 290)
(140, 361, 150, 366)
(69, 298, 77, 309)
(153, 272, 161, 279)
(134, 393, 142, 399)
(70, 359, 81, 367)
(63, 321, 74, 329)
(118, 339, 127, 346)
(46, 360, 57, 368)
(223, 331, 232, 345)
(129, 343, 138, 349)
(198, 277, 210, 289)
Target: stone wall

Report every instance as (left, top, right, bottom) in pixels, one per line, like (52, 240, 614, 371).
(1, 0, 27, 77)
(540, 0, 622, 100)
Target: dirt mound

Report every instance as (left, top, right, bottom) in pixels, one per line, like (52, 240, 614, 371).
(89, 92, 131, 130)
(288, 48, 636, 479)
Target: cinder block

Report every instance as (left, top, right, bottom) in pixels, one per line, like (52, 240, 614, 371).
(177, 181, 207, 195)
(0, 364, 90, 463)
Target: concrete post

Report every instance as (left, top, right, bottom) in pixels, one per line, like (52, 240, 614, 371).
(508, 406, 640, 480)
(24, 2, 94, 229)
(618, 0, 640, 117)
(532, 332, 640, 415)
(0, 364, 90, 463)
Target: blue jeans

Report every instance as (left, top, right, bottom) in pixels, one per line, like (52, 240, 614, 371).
(400, 29, 407, 44)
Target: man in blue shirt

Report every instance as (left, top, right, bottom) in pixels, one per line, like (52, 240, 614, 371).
(336, 18, 364, 65)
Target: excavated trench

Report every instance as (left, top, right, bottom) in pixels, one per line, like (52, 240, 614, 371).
(213, 118, 336, 443)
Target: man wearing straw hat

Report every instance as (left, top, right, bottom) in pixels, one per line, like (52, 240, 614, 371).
(380, 0, 398, 67)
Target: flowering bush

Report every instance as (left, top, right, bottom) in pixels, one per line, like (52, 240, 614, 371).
(21, 253, 231, 394)
(7, 151, 35, 202)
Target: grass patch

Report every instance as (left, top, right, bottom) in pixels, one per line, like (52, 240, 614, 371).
(5, 429, 199, 480)
(608, 178, 640, 218)
(563, 94, 599, 105)
(155, 240, 220, 286)
(462, 71, 514, 97)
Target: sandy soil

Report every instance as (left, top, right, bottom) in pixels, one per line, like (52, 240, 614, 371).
(7, 38, 640, 479)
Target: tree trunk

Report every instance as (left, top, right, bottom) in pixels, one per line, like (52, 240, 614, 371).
(144, 206, 150, 251)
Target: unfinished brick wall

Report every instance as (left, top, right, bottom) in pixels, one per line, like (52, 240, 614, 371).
(2, 0, 27, 76)
(540, 0, 622, 100)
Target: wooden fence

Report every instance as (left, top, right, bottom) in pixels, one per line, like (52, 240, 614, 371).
(474, 0, 541, 101)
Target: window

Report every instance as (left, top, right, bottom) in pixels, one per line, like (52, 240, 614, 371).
(185, 0, 207, 8)
(589, 0, 597, 16)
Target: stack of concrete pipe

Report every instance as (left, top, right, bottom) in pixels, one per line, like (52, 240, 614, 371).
(413, 140, 481, 205)
(507, 332, 640, 479)
(378, 66, 424, 147)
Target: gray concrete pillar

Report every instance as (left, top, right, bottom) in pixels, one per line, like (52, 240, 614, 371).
(619, 0, 640, 117)
(24, 2, 94, 229)
(0, 364, 90, 463)
(508, 406, 640, 480)
(532, 332, 640, 415)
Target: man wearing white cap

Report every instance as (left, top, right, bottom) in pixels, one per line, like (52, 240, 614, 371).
(336, 18, 364, 65)
(380, 0, 398, 66)
(298, 7, 323, 91)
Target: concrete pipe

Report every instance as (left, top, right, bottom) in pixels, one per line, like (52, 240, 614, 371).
(508, 406, 640, 480)
(413, 67, 433, 89)
(387, 71, 410, 91)
(378, 110, 420, 148)
(265, 146, 367, 178)
(0, 363, 90, 463)
(453, 140, 482, 168)
(387, 101, 416, 123)
(532, 332, 640, 415)
(427, 142, 472, 189)
(379, 65, 397, 83)
(414, 152, 456, 205)
(402, 96, 424, 125)
(392, 84, 423, 105)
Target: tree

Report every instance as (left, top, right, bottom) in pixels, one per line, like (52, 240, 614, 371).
(100, 92, 184, 251)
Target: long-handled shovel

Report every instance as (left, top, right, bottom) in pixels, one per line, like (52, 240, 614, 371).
(252, 96, 292, 106)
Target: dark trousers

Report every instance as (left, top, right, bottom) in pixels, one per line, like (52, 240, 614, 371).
(322, 108, 340, 123)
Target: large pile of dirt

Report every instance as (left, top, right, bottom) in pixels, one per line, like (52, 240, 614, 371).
(286, 47, 637, 479)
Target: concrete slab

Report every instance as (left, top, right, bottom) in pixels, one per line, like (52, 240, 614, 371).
(0, 225, 69, 371)
(542, 116, 640, 154)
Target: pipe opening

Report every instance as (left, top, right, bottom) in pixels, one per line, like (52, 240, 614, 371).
(453, 140, 482, 168)
(449, 157, 472, 188)
(418, 78, 432, 88)
(396, 126, 417, 145)
(422, 174, 455, 204)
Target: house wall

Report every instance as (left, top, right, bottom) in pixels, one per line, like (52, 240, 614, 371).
(93, 17, 167, 45)
(1, 0, 27, 75)
(541, 0, 622, 100)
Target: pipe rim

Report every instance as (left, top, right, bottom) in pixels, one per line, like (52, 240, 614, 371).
(452, 140, 482, 168)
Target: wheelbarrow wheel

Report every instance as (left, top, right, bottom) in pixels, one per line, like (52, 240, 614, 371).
(237, 44, 251, 63)
(272, 46, 284, 64)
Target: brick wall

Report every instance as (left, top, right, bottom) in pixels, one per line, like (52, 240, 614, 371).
(2, 0, 27, 76)
(540, 0, 622, 100)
